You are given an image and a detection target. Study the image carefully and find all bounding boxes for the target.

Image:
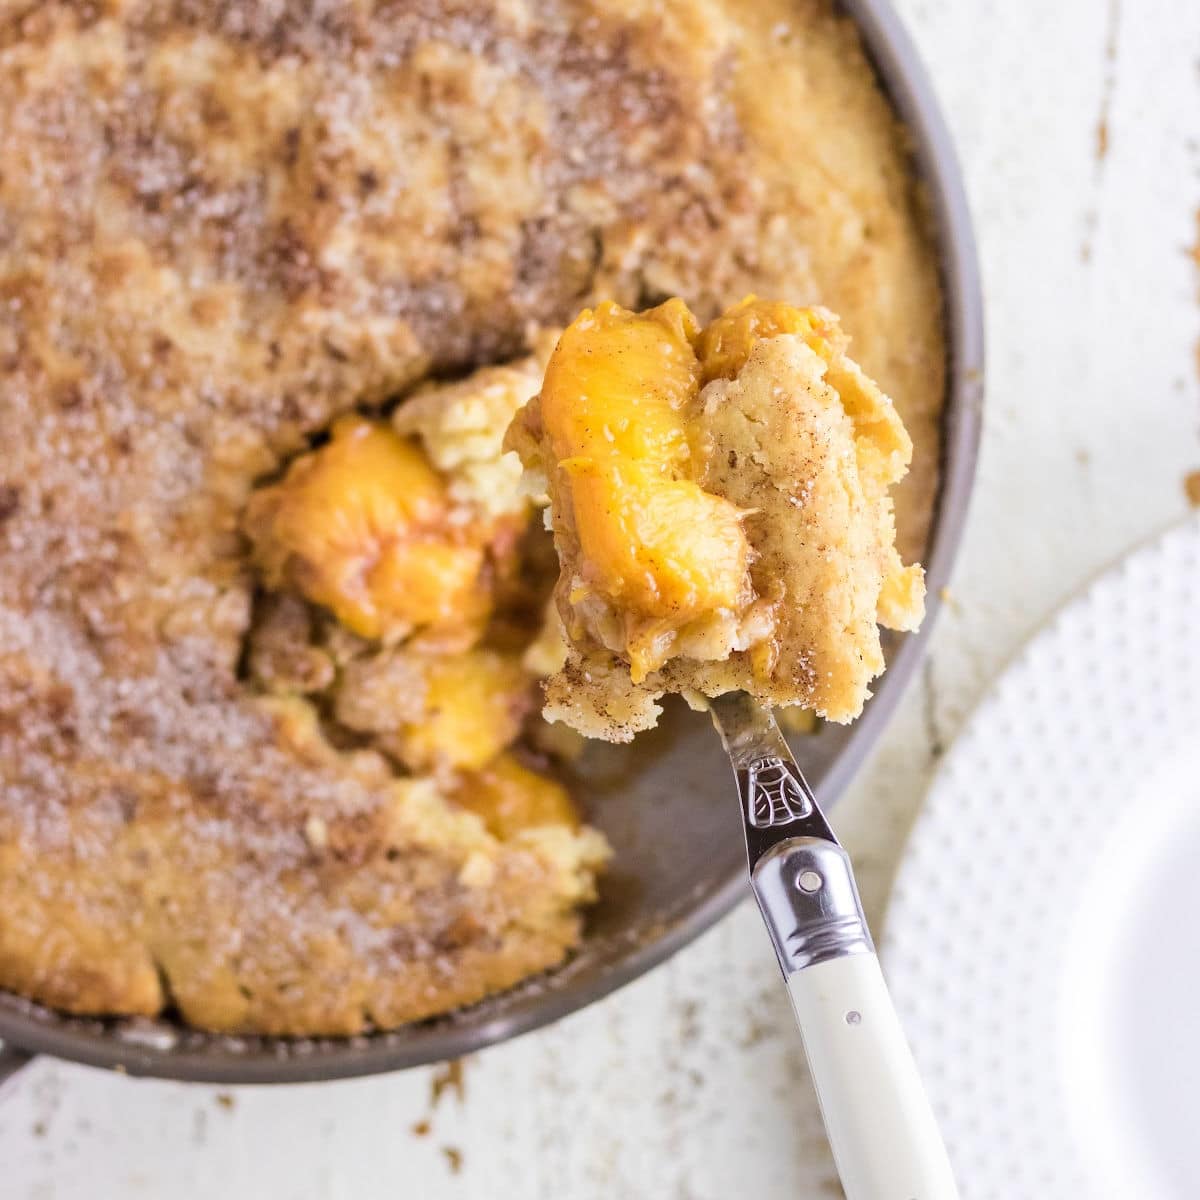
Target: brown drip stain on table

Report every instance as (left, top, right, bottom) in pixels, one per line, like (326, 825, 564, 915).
(410, 1058, 468, 1144)
(1183, 469, 1200, 508)
(430, 1058, 466, 1108)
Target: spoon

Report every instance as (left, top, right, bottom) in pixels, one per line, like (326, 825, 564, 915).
(709, 691, 959, 1200)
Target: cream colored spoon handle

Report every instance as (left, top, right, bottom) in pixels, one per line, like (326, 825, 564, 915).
(786, 952, 959, 1200)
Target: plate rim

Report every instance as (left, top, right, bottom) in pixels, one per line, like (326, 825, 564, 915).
(881, 513, 1200, 1196)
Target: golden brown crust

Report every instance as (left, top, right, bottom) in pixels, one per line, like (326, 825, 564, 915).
(676, 333, 925, 717)
(0, 1, 941, 1031)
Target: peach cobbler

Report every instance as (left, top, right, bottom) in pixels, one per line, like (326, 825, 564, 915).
(0, 0, 943, 1034)
(507, 299, 925, 741)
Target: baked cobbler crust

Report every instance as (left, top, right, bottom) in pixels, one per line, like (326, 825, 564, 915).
(0, 0, 942, 1033)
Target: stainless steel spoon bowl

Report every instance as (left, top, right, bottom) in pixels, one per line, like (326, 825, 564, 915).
(0, 0, 982, 1085)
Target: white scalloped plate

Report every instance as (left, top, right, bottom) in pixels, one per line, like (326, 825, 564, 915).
(882, 516, 1200, 1200)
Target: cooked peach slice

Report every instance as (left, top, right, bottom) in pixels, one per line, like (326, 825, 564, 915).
(244, 417, 487, 642)
(333, 646, 533, 773)
(452, 753, 580, 839)
(513, 300, 750, 630)
(394, 650, 532, 773)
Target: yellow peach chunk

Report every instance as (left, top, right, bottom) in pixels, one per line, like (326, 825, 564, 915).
(695, 295, 840, 382)
(244, 417, 486, 641)
(563, 459, 748, 618)
(537, 300, 749, 623)
(395, 650, 532, 772)
(539, 298, 700, 467)
(453, 753, 579, 839)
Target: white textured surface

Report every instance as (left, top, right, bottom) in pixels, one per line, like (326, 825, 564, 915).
(2, 1, 1199, 1196)
(885, 516, 1200, 1200)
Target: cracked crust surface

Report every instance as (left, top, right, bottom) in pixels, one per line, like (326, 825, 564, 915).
(0, 0, 941, 1032)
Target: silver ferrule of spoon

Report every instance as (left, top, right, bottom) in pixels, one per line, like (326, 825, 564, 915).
(752, 837, 875, 974)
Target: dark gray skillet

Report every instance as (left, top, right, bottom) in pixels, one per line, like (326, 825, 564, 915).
(0, 0, 983, 1085)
